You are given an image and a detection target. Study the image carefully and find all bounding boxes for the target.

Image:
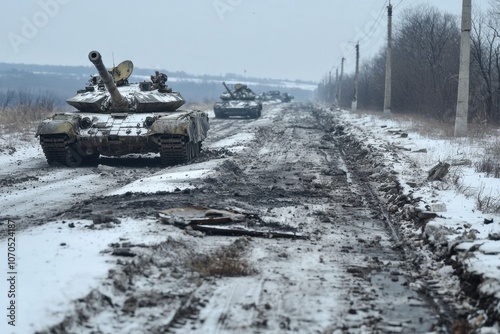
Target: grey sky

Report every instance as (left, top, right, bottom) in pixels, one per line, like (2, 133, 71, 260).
(0, 0, 492, 82)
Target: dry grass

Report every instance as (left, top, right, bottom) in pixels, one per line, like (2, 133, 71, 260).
(486, 139, 500, 156)
(474, 158, 500, 178)
(353, 109, 499, 139)
(354, 109, 500, 174)
(0, 106, 54, 134)
(474, 140, 500, 178)
(351, 109, 452, 138)
(350, 109, 500, 215)
(476, 185, 500, 213)
(189, 238, 256, 277)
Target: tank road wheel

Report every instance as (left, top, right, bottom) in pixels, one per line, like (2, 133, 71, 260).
(65, 147, 83, 167)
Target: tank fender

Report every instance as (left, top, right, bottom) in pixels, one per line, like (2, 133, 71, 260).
(149, 112, 209, 142)
(35, 116, 79, 138)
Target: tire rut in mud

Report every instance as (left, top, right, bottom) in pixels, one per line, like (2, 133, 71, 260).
(325, 108, 472, 331)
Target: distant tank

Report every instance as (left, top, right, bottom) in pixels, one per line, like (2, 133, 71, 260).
(213, 82, 262, 119)
(257, 90, 294, 103)
(36, 50, 209, 167)
(280, 92, 294, 102)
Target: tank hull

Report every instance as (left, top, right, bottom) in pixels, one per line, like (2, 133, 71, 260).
(213, 100, 262, 119)
(36, 110, 209, 166)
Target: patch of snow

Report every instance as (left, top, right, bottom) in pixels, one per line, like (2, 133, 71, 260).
(108, 160, 221, 195)
(0, 218, 168, 334)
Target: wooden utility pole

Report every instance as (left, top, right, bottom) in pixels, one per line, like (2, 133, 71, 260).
(339, 57, 345, 108)
(454, 0, 471, 137)
(352, 42, 360, 111)
(383, 1, 393, 115)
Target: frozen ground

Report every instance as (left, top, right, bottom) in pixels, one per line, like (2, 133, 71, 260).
(0, 103, 499, 333)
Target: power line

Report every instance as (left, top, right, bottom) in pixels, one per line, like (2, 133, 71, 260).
(326, 0, 389, 79)
(357, 0, 389, 45)
(344, 0, 388, 65)
(393, 0, 404, 9)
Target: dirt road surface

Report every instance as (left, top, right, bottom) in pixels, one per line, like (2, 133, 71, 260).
(0, 103, 479, 333)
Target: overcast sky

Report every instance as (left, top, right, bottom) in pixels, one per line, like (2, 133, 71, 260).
(0, 0, 492, 82)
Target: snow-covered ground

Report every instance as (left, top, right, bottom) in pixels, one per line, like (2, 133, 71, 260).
(0, 104, 499, 333)
(335, 109, 500, 331)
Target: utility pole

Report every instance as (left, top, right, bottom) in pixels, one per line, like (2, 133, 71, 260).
(339, 57, 345, 108)
(328, 71, 332, 103)
(352, 42, 360, 111)
(383, 1, 393, 115)
(454, 0, 471, 137)
(335, 68, 339, 106)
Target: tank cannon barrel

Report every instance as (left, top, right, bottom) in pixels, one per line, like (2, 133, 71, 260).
(222, 82, 237, 100)
(88, 50, 128, 110)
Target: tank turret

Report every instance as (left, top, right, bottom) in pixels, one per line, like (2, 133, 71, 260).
(222, 81, 237, 100)
(66, 51, 185, 113)
(88, 50, 128, 111)
(219, 82, 257, 101)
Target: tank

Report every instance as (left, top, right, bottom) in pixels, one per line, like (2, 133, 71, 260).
(36, 51, 209, 167)
(213, 82, 262, 119)
(257, 90, 294, 103)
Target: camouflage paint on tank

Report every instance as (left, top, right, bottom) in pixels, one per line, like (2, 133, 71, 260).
(36, 51, 209, 166)
(213, 82, 262, 119)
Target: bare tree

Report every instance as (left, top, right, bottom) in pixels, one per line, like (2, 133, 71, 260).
(392, 4, 460, 120)
(319, 3, 500, 125)
(343, 5, 461, 118)
(468, 0, 500, 123)
(358, 52, 386, 111)
(0, 89, 16, 111)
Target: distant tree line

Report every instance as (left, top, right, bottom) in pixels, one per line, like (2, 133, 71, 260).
(0, 67, 314, 108)
(318, 3, 500, 124)
(0, 88, 57, 111)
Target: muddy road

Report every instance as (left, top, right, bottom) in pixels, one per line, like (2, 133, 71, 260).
(1, 103, 463, 333)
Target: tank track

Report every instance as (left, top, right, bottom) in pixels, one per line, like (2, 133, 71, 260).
(39, 135, 81, 167)
(159, 135, 200, 166)
(39, 135, 99, 167)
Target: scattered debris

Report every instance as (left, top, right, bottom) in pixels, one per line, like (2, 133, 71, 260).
(488, 233, 500, 241)
(111, 248, 136, 257)
(157, 206, 305, 239)
(391, 144, 411, 151)
(92, 210, 121, 225)
(427, 162, 450, 181)
(426, 203, 447, 212)
(450, 159, 472, 167)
